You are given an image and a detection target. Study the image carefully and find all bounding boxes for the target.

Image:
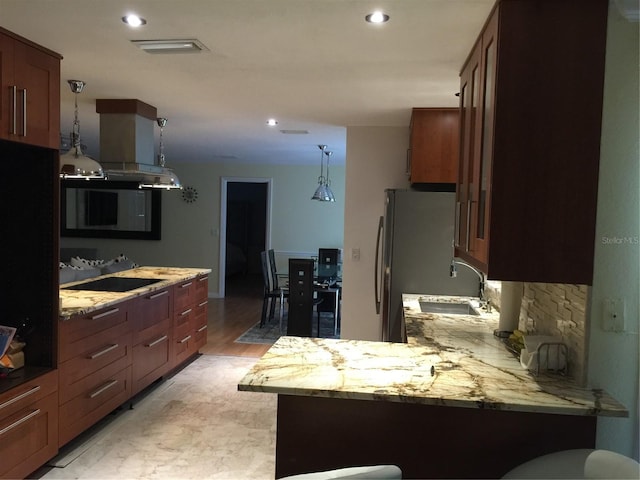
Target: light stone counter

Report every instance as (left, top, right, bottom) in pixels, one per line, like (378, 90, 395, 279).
(238, 293, 627, 417)
(59, 266, 211, 320)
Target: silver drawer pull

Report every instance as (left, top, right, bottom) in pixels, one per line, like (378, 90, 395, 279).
(0, 385, 41, 411)
(0, 409, 40, 437)
(89, 379, 118, 399)
(179, 335, 192, 344)
(91, 308, 120, 320)
(146, 335, 168, 348)
(180, 282, 193, 288)
(197, 325, 208, 333)
(148, 290, 169, 300)
(180, 308, 192, 317)
(198, 300, 208, 307)
(198, 276, 208, 282)
(88, 344, 119, 360)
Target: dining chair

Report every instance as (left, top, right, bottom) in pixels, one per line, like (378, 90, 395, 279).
(316, 248, 341, 334)
(260, 251, 283, 327)
(287, 258, 322, 336)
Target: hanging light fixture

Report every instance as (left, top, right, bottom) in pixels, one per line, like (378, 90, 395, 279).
(59, 80, 105, 180)
(138, 117, 182, 190)
(311, 144, 329, 201)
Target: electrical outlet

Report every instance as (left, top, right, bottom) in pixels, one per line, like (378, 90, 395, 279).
(351, 248, 360, 261)
(602, 297, 625, 332)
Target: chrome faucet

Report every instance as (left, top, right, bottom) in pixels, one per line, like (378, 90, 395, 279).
(450, 258, 491, 312)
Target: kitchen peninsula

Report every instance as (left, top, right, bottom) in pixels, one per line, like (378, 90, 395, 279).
(238, 295, 627, 479)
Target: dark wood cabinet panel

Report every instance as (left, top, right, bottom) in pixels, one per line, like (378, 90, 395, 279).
(0, 28, 61, 149)
(454, 0, 608, 285)
(409, 108, 459, 184)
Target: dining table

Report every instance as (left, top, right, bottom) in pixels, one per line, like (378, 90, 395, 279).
(277, 279, 341, 336)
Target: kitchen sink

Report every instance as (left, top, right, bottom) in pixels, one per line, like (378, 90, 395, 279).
(62, 277, 163, 292)
(419, 301, 480, 316)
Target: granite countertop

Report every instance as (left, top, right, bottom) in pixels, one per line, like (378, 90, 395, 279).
(59, 266, 211, 320)
(238, 293, 628, 417)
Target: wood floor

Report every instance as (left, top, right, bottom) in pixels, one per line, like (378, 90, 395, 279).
(200, 273, 273, 357)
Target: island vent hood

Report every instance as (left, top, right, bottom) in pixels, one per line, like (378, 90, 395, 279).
(96, 99, 182, 189)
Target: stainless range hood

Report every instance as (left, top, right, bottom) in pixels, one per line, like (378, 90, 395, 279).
(96, 99, 182, 189)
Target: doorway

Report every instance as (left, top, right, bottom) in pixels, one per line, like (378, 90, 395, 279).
(219, 177, 272, 298)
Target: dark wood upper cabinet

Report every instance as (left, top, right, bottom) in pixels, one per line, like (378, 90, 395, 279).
(0, 27, 61, 149)
(454, 0, 609, 285)
(408, 108, 459, 184)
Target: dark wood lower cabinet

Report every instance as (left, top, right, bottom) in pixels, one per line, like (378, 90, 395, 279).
(0, 370, 58, 479)
(275, 395, 596, 479)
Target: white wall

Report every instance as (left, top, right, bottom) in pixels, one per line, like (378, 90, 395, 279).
(589, 3, 640, 460)
(61, 162, 345, 296)
(341, 127, 410, 340)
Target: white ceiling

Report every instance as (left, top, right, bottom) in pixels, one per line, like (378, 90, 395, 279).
(0, 0, 494, 166)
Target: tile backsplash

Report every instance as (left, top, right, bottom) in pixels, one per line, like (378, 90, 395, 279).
(518, 282, 589, 385)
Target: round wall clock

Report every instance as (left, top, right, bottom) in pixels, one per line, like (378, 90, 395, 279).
(182, 186, 198, 203)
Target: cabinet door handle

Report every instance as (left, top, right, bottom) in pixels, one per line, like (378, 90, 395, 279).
(0, 409, 40, 437)
(179, 335, 192, 344)
(88, 343, 119, 359)
(465, 200, 472, 252)
(197, 325, 208, 333)
(180, 282, 193, 288)
(91, 308, 120, 320)
(21, 88, 27, 136)
(89, 379, 118, 399)
(198, 300, 208, 307)
(10, 86, 17, 134)
(146, 335, 168, 348)
(180, 308, 192, 317)
(148, 290, 169, 300)
(198, 276, 208, 282)
(454, 201, 461, 247)
(0, 385, 41, 412)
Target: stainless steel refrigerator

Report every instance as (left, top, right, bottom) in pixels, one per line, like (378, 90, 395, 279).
(374, 189, 480, 342)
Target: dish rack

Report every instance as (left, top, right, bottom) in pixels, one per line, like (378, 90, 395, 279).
(520, 337, 568, 376)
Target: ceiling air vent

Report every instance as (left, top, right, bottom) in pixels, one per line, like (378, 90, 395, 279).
(280, 129, 309, 135)
(131, 39, 208, 54)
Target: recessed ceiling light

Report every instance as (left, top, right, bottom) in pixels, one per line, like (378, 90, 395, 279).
(365, 11, 389, 23)
(131, 39, 208, 54)
(122, 14, 147, 27)
(266, 119, 278, 126)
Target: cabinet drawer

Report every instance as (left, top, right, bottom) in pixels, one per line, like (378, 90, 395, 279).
(193, 300, 208, 349)
(175, 304, 193, 331)
(194, 275, 209, 301)
(173, 333, 194, 366)
(58, 334, 132, 404)
(132, 288, 171, 344)
(0, 390, 58, 479)
(0, 370, 57, 420)
(59, 366, 131, 447)
(173, 279, 195, 313)
(132, 329, 171, 386)
(59, 304, 131, 363)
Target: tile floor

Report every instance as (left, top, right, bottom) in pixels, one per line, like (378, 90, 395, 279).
(35, 355, 276, 479)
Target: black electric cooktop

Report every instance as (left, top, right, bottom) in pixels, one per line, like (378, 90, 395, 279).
(62, 277, 163, 292)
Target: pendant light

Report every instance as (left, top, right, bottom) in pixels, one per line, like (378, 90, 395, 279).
(59, 80, 105, 179)
(311, 144, 328, 200)
(138, 117, 182, 190)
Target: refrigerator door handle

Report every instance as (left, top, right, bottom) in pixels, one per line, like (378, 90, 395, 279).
(374, 215, 384, 314)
